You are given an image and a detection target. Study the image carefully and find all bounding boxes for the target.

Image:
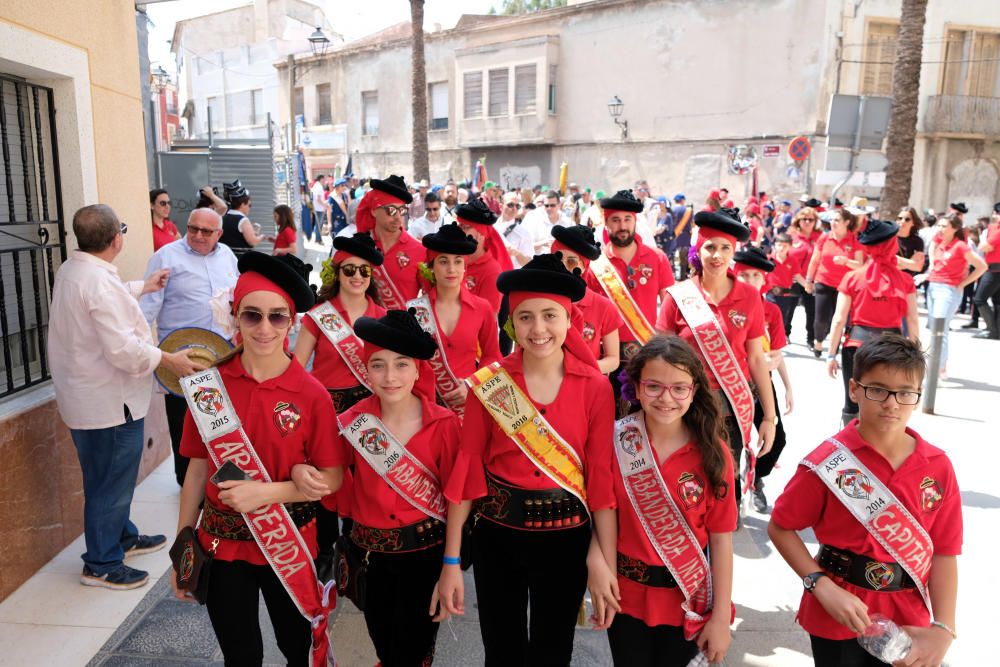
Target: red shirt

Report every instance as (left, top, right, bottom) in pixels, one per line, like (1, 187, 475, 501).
(377, 231, 426, 301)
(615, 435, 736, 626)
(152, 219, 179, 251)
(426, 287, 502, 381)
(574, 288, 624, 359)
(465, 252, 503, 311)
(985, 223, 1000, 264)
(586, 237, 675, 343)
(179, 356, 346, 564)
(337, 394, 463, 528)
(301, 296, 386, 390)
(273, 226, 296, 251)
(928, 238, 970, 287)
(655, 276, 765, 391)
(768, 254, 798, 291)
(450, 349, 616, 511)
(789, 230, 821, 277)
(763, 299, 788, 351)
(811, 232, 860, 287)
(771, 423, 962, 640)
(838, 269, 914, 330)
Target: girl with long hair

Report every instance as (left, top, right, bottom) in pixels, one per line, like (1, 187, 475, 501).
(789, 207, 822, 350)
(895, 207, 926, 276)
(805, 208, 864, 358)
(272, 204, 297, 256)
(588, 335, 735, 666)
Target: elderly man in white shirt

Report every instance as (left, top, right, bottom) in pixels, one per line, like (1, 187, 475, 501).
(48, 204, 202, 591)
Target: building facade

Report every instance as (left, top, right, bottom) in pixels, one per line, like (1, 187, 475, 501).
(277, 0, 1000, 216)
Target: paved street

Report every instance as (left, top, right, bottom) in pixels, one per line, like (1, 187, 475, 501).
(4, 304, 992, 667)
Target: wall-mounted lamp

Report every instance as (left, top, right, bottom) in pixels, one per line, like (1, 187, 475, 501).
(608, 95, 628, 140)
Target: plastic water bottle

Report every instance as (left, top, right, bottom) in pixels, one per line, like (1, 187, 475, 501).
(857, 613, 912, 662)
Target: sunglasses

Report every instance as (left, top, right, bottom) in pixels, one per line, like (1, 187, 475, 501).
(238, 309, 292, 329)
(565, 256, 582, 267)
(801, 217, 817, 222)
(340, 264, 372, 278)
(156, 200, 171, 207)
(378, 205, 407, 217)
(425, 206, 440, 212)
(120, 222, 128, 235)
(638, 380, 695, 401)
(544, 203, 558, 208)
(626, 265, 637, 290)
(187, 225, 219, 236)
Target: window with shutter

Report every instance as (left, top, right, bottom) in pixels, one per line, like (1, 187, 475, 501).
(941, 29, 967, 96)
(317, 83, 332, 125)
(429, 81, 448, 130)
(860, 21, 899, 96)
(515, 64, 537, 114)
(488, 68, 509, 116)
(463, 72, 482, 118)
(362, 91, 378, 136)
(970, 32, 1000, 98)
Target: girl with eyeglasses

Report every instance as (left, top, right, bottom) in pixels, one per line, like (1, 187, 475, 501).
(592, 335, 736, 666)
(149, 188, 181, 251)
(173, 252, 345, 666)
(293, 232, 387, 569)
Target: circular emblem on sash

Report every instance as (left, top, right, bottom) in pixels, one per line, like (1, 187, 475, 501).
(413, 306, 432, 328)
(193, 387, 224, 416)
(864, 561, 895, 590)
(920, 476, 943, 512)
(618, 424, 644, 456)
(486, 385, 518, 419)
(835, 468, 872, 500)
(360, 427, 389, 454)
(319, 312, 342, 331)
(273, 401, 302, 436)
(677, 472, 705, 509)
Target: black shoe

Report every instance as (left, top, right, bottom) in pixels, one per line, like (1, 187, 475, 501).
(960, 322, 979, 329)
(81, 564, 149, 590)
(974, 331, 1000, 340)
(752, 486, 768, 513)
(124, 534, 167, 558)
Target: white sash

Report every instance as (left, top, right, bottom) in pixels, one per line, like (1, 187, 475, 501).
(406, 294, 465, 416)
(307, 301, 371, 390)
(339, 412, 447, 522)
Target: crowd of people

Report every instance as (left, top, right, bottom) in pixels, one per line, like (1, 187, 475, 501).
(44, 171, 997, 667)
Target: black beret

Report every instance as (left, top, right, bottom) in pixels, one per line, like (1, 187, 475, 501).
(599, 189, 643, 213)
(803, 198, 823, 209)
(551, 224, 600, 260)
(237, 251, 315, 312)
(497, 253, 587, 303)
(354, 309, 437, 360)
(455, 196, 497, 225)
(369, 175, 413, 204)
(694, 208, 751, 242)
(733, 246, 775, 272)
(422, 222, 477, 255)
(857, 218, 899, 246)
(949, 202, 968, 214)
(333, 231, 384, 266)
(223, 179, 249, 202)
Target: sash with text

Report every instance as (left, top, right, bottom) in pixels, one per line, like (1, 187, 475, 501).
(371, 264, 407, 311)
(407, 295, 466, 417)
(308, 301, 371, 391)
(591, 253, 655, 343)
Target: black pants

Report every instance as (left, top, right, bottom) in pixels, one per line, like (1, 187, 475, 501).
(719, 408, 743, 506)
(607, 613, 698, 667)
(973, 270, 1000, 336)
(796, 289, 817, 346)
(813, 282, 839, 344)
(809, 635, 890, 667)
(768, 294, 799, 336)
(472, 518, 590, 666)
(206, 559, 312, 667)
(753, 379, 786, 481)
(841, 346, 859, 417)
(358, 542, 443, 667)
(164, 393, 190, 486)
(315, 507, 340, 565)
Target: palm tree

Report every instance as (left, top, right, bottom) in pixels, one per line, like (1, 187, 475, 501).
(410, 0, 430, 182)
(880, 0, 928, 217)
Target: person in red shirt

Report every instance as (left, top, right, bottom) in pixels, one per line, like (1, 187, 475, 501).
(585, 335, 736, 666)
(744, 203, 765, 246)
(355, 175, 426, 305)
(925, 215, 987, 377)
(271, 204, 297, 256)
(418, 222, 502, 409)
(295, 309, 463, 666)
(433, 254, 616, 666)
(789, 207, 822, 352)
(972, 203, 1000, 339)
(767, 232, 809, 337)
(150, 188, 180, 251)
(173, 252, 346, 666)
(805, 208, 864, 358)
(455, 196, 512, 311)
(551, 224, 624, 373)
(825, 218, 919, 426)
(733, 247, 795, 514)
(656, 210, 776, 509)
(769, 335, 961, 667)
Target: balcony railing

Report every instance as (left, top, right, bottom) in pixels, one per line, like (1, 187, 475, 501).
(924, 95, 1000, 135)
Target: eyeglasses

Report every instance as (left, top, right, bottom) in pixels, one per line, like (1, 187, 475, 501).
(565, 256, 582, 268)
(340, 264, 372, 278)
(505, 203, 518, 208)
(425, 206, 440, 212)
(801, 217, 817, 222)
(378, 205, 407, 217)
(855, 382, 921, 406)
(238, 309, 292, 329)
(638, 380, 695, 401)
(544, 204, 559, 208)
(119, 222, 128, 235)
(187, 225, 219, 236)
(156, 200, 171, 207)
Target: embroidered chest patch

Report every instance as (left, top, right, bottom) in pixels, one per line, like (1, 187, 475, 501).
(465, 275, 477, 290)
(728, 309, 747, 329)
(677, 472, 705, 509)
(273, 401, 302, 436)
(582, 321, 596, 341)
(397, 252, 410, 268)
(920, 476, 943, 512)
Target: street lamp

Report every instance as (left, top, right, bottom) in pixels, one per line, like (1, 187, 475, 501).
(151, 65, 170, 94)
(608, 95, 628, 140)
(308, 27, 331, 57)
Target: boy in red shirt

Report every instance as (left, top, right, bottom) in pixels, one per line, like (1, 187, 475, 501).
(769, 335, 960, 666)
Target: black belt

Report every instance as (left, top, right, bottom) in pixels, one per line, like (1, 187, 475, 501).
(328, 385, 371, 413)
(350, 519, 445, 554)
(475, 472, 588, 531)
(616, 552, 677, 588)
(845, 325, 900, 348)
(818, 545, 916, 592)
(200, 501, 316, 541)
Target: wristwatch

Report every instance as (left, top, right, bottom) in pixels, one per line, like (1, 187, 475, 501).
(803, 571, 827, 593)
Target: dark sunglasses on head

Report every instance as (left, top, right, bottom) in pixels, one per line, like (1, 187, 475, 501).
(340, 264, 372, 278)
(238, 309, 291, 329)
(120, 222, 128, 235)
